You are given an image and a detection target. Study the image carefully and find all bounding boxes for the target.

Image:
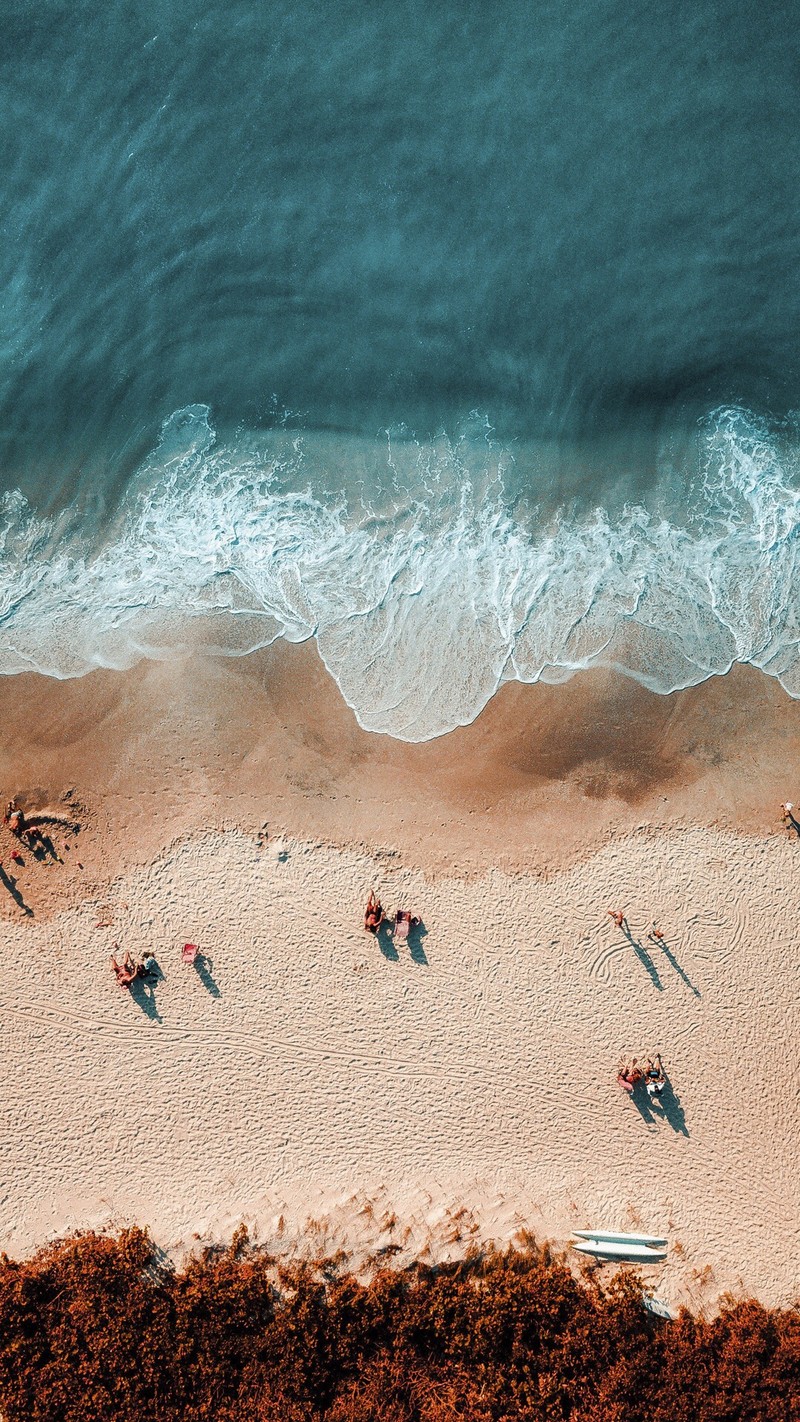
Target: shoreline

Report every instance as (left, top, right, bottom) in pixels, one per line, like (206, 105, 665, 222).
(0, 641, 797, 888)
(0, 647, 797, 1314)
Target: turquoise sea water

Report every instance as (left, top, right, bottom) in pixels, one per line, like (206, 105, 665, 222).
(1, 1, 799, 737)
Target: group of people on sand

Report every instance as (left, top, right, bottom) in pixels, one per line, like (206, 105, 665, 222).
(618, 1053, 666, 1097)
(364, 891, 420, 940)
(110, 948, 158, 989)
(607, 909, 665, 943)
(607, 909, 669, 1097)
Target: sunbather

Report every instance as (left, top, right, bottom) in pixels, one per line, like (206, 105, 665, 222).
(364, 891, 384, 934)
(110, 949, 137, 988)
(393, 909, 420, 940)
(617, 1059, 643, 1087)
(645, 1054, 666, 1096)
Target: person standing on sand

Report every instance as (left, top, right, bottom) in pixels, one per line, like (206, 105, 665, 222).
(648, 922, 665, 943)
(607, 909, 626, 930)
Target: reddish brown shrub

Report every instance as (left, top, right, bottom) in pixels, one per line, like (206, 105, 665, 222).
(0, 1231, 796, 1422)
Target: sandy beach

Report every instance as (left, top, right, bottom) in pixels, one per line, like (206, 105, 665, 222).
(0, 643, 798, 1316)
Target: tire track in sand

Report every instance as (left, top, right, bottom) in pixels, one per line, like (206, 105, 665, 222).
(0, 995, 588, 1109)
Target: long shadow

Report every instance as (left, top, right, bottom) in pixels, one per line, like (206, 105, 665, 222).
(129, 976, 162, 1022)
(652, 936, 701, 997)
(376, 923, 398, 962)
(624, 929, 663, 990)
(652, 1075, 689, 1136)
(628, 1082, 657, 1126)
(194, 954, 221, 997)
(38, 833, 62, 863)
(407, 919, 429, 966)
(0, 865, 33, 916)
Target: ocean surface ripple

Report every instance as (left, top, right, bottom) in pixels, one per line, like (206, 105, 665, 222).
(0, 404, 797, 741)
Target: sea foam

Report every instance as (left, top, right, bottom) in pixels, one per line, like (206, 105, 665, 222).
(0, 403, 797, 740)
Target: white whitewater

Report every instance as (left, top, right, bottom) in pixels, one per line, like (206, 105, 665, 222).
(0, 403, 797, 740)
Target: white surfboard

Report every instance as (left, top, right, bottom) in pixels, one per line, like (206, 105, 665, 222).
(573, 1229, 668, 1248)
(572, 1240, 667, 1262)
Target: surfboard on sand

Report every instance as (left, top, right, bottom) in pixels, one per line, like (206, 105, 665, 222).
(572, 1240, 667, 1262)
(573, 1229, 668, 1248)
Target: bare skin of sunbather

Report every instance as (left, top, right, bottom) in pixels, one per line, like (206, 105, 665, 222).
(364, 891, 384, 934)
(618, 1059, 644, 1086)
(110, 949, 138, 987)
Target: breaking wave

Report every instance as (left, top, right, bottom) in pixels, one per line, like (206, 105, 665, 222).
(0, 402, 797, 741)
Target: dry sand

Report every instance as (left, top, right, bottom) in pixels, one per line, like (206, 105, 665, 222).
(0, 644, 798, 1314)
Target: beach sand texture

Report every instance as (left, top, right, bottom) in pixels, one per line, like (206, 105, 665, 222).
(0, 817, 797, 1315)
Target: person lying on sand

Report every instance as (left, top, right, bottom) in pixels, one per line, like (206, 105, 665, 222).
(364, 891, 384, 934)
(393, 909, 420, 940)
(110, 949, 138, 988)
(645, 1054, 666, 1096)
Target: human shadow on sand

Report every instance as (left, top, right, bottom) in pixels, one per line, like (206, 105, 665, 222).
(629, 1074, 689, 1137)
(651, 935, 701, 997)
(375, 919, 429, 965)
(623, 927, 663, 990)
(652, 1075, 689, 1136)
(0, 865, 33, 916)
(193, 953, 221, 998)
(407, 919, 429, 966)
(376, 923, 398, 962)
(129, 976, 162, 1022)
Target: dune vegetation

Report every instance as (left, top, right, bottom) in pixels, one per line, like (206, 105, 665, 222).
(0, 1229, 796, 1421)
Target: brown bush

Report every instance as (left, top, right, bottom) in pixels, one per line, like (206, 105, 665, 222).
(0, 1230, 796, 1422)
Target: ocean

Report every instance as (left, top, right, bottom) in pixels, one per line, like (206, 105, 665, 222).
(1, 0, 798, 738)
